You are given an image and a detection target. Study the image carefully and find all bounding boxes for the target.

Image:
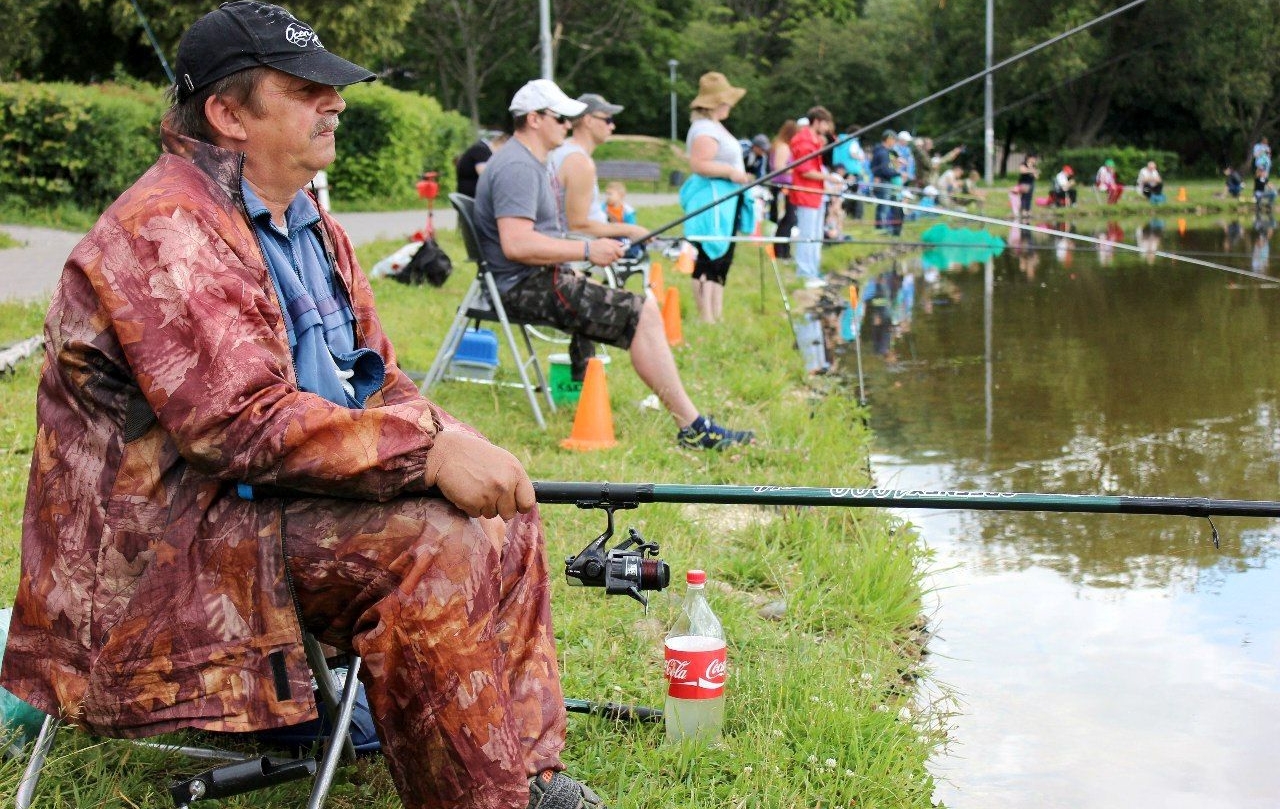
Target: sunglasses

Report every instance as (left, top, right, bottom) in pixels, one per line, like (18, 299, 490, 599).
(539, 110, 571, 124)
(592, 115, 615, 125)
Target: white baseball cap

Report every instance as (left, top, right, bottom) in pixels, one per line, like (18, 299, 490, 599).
(897, 130, 913, 142)
(509, 79, 587, 117)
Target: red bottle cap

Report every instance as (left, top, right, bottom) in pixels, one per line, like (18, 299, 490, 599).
(686, 569, 706, 585)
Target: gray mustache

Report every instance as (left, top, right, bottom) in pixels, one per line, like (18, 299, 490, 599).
(313, 117, 340, 137)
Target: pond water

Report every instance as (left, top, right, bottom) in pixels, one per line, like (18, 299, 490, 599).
(847, 215, 1280, 809)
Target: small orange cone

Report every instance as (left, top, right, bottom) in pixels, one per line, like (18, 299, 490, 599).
(674, 243, 695, 275)
(765, 242, 776, 260)
(560, 357, 616, 451)
(1177, 186, 1187, 202)
(662, 286, 684, 347)
(1178, 218, 1186, 236)
(649, 261, 666, 300)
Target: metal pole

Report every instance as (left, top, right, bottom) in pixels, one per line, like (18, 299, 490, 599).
(668, 59, 679, 143)
(539, 0, 553, 80)
(983, 257, 994, 445)
(984, 0, 995, 184)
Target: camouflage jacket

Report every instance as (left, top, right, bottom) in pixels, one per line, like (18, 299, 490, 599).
(0, 130, 443, 736)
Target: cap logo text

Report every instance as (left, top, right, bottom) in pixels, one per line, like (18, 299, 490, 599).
(285, 23, 319, 48)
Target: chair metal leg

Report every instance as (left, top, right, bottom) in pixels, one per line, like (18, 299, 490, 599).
(15, 713, 61, 809)
(303, 634, 357, 763)
(306, 655, 362, 809)
(421, 278, 484, 393)
(482, 273, 550, 429)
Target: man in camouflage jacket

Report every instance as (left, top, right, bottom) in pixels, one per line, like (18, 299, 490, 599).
(0, 4, 605, 808)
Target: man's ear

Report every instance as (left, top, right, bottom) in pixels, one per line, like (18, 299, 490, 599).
(204, 94, 249, 146)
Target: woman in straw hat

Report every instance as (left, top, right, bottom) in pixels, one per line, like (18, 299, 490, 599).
(679, 71, 754, 323)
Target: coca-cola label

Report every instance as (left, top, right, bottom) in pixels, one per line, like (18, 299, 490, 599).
(665, 640, 727, 699)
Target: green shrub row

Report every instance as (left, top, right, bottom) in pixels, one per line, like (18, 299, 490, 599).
(1053, 146, 1180, 184)
(0, 81, 473, 211)
(333, 83, 473, 207)
(0, 82, 165, 209)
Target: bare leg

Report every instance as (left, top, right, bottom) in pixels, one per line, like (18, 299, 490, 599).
(708, 281, 724, 323)
(628, 297, 698, 426)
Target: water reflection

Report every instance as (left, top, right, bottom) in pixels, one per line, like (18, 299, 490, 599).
(836, 221, 1280, 807)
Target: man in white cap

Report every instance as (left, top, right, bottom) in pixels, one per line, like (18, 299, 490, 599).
(474, 79, 755, 451)
(1, 5, 603, 809)
(895, 130, 917, 184)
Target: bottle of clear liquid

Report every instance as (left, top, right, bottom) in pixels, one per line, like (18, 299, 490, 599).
(664, 569, 726, 742)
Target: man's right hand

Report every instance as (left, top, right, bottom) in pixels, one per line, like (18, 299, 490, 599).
(423, 431, 535, 520)
(586, 238, 626, 266)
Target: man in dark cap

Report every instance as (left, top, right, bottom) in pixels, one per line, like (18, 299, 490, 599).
(870, 128, 903, 235)
(0, 4, 602, 808)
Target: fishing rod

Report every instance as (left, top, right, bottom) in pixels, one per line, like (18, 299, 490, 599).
(638, 0, 1151, 245)
(841, 190, 1273, 281)
(540, 480, 1280, 585)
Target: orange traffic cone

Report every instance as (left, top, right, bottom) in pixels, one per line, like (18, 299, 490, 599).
(649, 260, 666, 300)
(1178, 217, 1186, 236)
(1177, 186, 1187, 202)
(662, 286, 684, 347)
(674, 243, 695, 275)
(560, 357, 616, 451)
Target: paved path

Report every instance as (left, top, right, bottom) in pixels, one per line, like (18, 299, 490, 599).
(0, 193, 679, 304)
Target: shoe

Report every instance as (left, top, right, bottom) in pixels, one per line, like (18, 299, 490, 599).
(677, 415, 755, 450)
(528, 770, 605, 809)
(803, 277, 828, 289)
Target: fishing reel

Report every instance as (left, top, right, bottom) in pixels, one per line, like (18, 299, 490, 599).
(564, 499, 669, 607)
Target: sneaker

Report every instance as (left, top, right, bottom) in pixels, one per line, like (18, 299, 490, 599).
(528, 770, 605, 809)
(677, 415, 755, 451)
(803, 277, 828, 289)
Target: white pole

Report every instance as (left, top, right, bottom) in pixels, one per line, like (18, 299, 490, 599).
(668, 60, 679, 143)
(539, 0, 553, 80)
(983, 0, 995, 185)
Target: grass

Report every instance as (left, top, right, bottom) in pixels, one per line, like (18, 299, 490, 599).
(0, 204, 944, 806)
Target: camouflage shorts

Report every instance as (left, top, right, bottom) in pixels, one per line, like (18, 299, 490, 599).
(499, 267, 643, 349)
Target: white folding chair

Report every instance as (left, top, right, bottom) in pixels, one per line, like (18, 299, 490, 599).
(421, 194, 555, 429)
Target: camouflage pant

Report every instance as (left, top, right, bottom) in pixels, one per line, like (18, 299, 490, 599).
(500, 267, 643, 350)
(283, 496, 564, 809)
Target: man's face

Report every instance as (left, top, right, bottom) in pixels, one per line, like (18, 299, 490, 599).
(532, 109, 572, 150)
(235, 70, 345, 182)
(581, 111, 616, 146)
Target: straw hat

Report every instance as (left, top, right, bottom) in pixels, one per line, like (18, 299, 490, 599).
(691, 72, 746, 110)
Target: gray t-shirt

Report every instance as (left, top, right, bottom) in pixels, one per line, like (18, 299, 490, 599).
(474, 137, 564, 292)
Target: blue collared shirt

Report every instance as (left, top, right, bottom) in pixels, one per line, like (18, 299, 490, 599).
(243, 182, 384, 408)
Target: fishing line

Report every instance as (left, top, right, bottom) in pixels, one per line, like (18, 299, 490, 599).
(841, 191, 1272, 281)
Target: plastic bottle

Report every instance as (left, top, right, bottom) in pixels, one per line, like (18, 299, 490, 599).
(664, 569, 726, 742)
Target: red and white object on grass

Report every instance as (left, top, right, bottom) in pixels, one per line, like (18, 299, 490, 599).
(664, 569, 726, 742)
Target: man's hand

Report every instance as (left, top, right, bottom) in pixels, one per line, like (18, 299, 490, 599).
(423, 431, 535, 520)
(586, 238, 626, 266)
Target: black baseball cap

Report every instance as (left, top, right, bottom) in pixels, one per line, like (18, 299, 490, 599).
(174, 1, 375, 101)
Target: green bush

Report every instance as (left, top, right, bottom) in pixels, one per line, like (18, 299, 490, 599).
(333, 84, 472, 207)
(0, 82, 164, 209)
(1054, 146, 1180, 185)
(0, 81, 472, 213)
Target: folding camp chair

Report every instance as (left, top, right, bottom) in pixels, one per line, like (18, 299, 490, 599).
(421, 193, 555, 429)
(15, 633, 363, 809)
